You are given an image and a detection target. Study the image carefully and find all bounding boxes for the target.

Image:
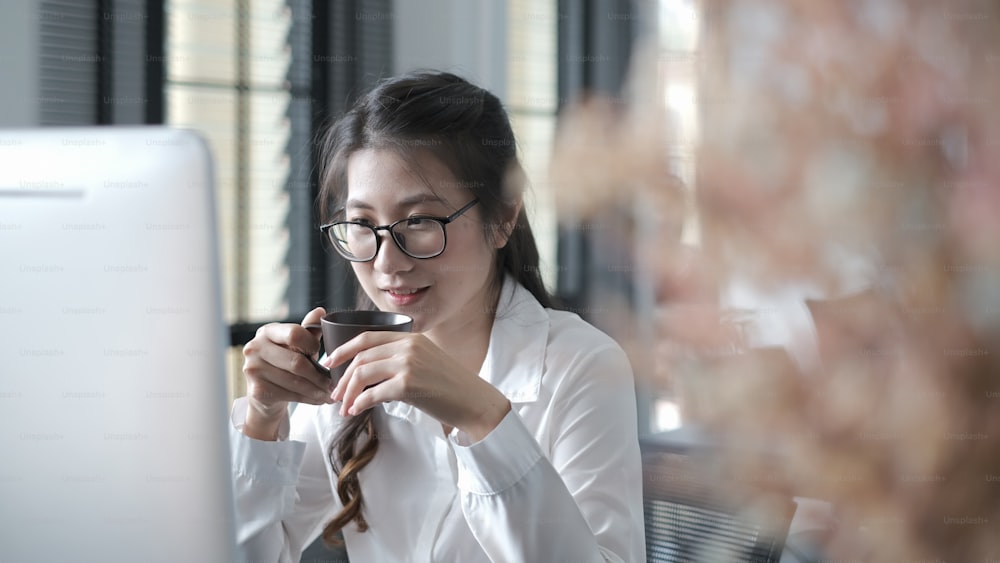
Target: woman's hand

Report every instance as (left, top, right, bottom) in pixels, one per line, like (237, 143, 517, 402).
(326, 333, 511, 442)
(241, 307, 334, 440)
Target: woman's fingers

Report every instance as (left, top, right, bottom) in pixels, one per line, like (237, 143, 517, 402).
(240, 309, 332, 438)
(345, 375, 400, 416)
(326, 331, 410, 373)
(259, 321, 323, 359)
(323, 332, 502, 435)
(242, 309, 333, 413)
(248, 377, 331, 409)
(253, 338, 331, 393)
(244, 351, 333, 403)
(336, 356, 402, 416)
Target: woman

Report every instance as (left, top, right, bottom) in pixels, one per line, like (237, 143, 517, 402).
(232, 71, 646, 562)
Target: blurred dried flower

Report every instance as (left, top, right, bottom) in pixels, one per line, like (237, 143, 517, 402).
(550, 0, 1000, 560)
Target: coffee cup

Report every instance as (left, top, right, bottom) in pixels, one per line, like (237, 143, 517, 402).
(304, 310, 413, 380)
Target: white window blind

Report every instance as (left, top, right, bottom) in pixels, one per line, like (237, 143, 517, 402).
(166, 0, 293, 325)
(165, 0, 315, 399)
(508, 0, 559, 289)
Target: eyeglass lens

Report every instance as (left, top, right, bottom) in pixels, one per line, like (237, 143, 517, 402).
(330, 218, 445, 260)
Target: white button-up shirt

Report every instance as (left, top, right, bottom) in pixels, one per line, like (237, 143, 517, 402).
(229, 277, 646, 562)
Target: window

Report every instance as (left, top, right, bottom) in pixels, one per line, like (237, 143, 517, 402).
(165, 0, 315, 400)
(508, 0, 560, 288)
(658, 0, 700, 245)
(38, 0, 149, 126)
(648, 0, 701, 433)
(164, 0, 393, 403)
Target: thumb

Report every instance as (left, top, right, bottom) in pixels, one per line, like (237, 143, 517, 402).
(302, 306, 327, 327)
(301, 307, 327, 357)
(302, 307, 327, 339)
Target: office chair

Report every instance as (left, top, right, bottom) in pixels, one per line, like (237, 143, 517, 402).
(641, 431, 798, 563)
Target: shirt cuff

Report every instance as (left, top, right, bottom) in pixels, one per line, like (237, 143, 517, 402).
(229, 397, 305, 484)
(450, 408, 543, 495)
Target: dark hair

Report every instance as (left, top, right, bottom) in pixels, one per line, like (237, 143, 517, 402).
(315, 71, 553, 544)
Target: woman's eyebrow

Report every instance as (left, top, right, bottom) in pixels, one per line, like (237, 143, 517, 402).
(345, 193, 446, 210)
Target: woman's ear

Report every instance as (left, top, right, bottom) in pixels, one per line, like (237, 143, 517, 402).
(494, 198, 522, 249)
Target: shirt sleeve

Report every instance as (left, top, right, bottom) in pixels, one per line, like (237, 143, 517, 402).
(450, 344, 646, 563)
(229, 398, 342, 563)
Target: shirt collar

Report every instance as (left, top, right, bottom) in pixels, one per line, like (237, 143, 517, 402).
(382, 274, 549, 425)
(480, 274, 548, 403)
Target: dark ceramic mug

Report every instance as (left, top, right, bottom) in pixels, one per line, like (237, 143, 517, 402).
(304, 310, 413, 381)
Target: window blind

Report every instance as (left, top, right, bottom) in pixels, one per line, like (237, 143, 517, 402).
(38, 0, 150, 125)
(39, 0, 99, 125)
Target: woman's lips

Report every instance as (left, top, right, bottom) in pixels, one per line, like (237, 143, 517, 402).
(384, 286, 429, 307)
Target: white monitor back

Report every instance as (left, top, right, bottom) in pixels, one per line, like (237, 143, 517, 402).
(0, 127, 234, 563)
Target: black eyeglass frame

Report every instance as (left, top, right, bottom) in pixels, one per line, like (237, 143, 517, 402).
(319, 198, 480, 262)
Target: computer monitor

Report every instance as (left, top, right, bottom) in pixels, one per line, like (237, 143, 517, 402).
(0, 127, 235, 562)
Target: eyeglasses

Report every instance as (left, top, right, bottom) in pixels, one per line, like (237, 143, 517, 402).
(320, 199, 480, 262)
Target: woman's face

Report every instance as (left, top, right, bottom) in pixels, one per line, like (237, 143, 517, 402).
(343, 148, 502, 335)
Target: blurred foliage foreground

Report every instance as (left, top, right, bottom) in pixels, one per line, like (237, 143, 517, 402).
(549, 1, 1000, 560)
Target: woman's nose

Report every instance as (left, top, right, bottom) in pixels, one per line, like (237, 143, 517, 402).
(372, 232, 413, 274)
